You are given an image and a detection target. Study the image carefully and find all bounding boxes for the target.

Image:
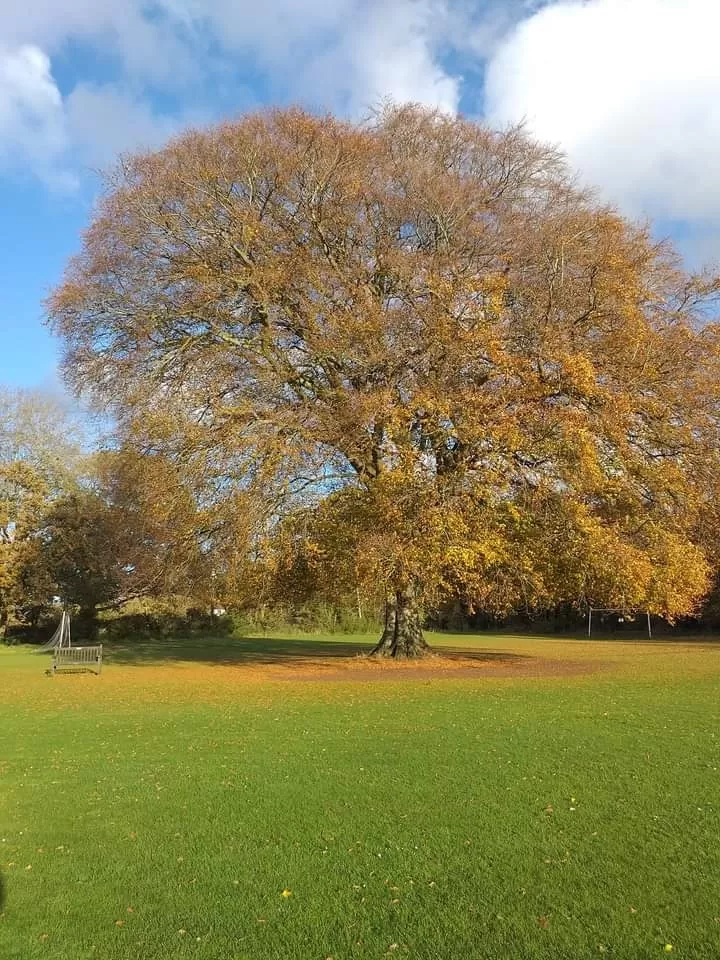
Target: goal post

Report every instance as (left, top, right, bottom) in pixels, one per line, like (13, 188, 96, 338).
(37, 609, 72, 651)
(587, 607, 652, 639)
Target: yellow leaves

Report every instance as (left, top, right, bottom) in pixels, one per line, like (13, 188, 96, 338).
(644, 531, 711, 620)
(445, 537, 504, 571)
(558, 353, 600, 399)
(281, 888, 293, 898)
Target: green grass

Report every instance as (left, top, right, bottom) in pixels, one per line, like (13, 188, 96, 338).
(1, 632, 720, 959)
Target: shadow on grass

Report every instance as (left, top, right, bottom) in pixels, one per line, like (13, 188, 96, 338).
(520, 632, 720, 646)
(105, 635, 368, 667)
(103, 635, 531, 669)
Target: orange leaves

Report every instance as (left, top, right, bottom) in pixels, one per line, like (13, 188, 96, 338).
(556, 353, 601, 401)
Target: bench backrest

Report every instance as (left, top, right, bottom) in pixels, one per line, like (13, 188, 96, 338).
(52, 645, 103, 674)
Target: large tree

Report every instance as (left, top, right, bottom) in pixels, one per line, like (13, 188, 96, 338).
(48, 105, 720, 656)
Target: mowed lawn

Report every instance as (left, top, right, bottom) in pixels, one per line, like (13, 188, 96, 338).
(1, 633, 720, 960)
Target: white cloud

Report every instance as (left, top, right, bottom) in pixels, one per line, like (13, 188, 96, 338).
(0, 0, 461, 111)
(298, 0, 459, 115)
(449, 0, 541, 58)
(0, 45, 75, 189)
(165, 0, 459, 114)
(0, 0, 194, 88)
(65, 85, 181, 168)
(2, 0, 718, 270)
(0, 0, 463, 186)
(0, 46, 184, 188)
(485, 0, 720, 239)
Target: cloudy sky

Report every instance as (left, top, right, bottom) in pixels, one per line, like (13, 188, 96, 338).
(2, 0, 718, 388)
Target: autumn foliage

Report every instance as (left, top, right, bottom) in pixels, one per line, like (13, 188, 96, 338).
(48, 105, 720, 655)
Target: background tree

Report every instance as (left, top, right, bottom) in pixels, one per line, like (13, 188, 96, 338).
(48, 105, 720, 656)
(98, 447, 212, 607)
(34, 489, 120, 635)
(0, 387, 85, 635)
(21, 447, 211, 636)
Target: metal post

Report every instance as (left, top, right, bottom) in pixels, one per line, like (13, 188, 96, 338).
(647, 611, 652, 640)
(587, 607, 592, 638)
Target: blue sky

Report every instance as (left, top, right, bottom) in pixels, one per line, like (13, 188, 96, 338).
(1, 0, 718, 390)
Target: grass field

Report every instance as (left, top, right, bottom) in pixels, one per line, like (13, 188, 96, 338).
(1, 631, 720, 959)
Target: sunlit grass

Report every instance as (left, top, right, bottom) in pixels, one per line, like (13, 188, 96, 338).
(1, 633, 720, 959)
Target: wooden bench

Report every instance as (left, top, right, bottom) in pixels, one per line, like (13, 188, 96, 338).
(51, 645, 103, 675)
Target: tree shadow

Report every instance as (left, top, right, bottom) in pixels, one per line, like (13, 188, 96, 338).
(533, 632, 720, 646)
(105, 635, 373, 667)
(103, 635, 531, 669)
(436, 647, 530, 665)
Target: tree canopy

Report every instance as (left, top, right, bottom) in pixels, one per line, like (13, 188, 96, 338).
(48, 104, 720, 655)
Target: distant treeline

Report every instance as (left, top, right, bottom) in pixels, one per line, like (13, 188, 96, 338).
(9, 592, 720, 646)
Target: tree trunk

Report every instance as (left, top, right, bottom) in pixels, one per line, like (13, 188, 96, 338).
(77, 605, 98, 641)
(370, 585, 430, 659)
